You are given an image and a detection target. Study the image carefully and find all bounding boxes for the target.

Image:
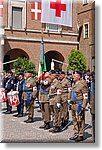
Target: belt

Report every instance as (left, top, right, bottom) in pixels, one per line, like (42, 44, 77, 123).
(23, 90, 33, 92)
(49, 95, 55, 99)
(72, 100, 82, 104)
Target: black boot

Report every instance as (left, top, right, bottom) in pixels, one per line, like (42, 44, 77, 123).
(24, 118, 33, 123)
(49, 127, 56, 132)
(39, 123, 46, 129)
(44, 123, 50, 130)
(49, 127, 61, 133)
(18, 113, 23, 117)
(75, 136, 84, 142)
(69, 135, 78, 140)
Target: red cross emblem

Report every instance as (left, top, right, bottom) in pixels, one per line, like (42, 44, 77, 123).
(50, 0, 66, 17)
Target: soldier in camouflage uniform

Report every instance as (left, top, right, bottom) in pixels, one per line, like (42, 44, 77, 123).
(39, 72, 52, 130)
(23, 71, 37, 123)
(59, 71, 71, 127)
(49, 70, 62, 133)
(69, 71, 88, 142)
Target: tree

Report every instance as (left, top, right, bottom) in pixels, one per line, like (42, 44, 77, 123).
(13, 57, 36, 75)
(68, 49, 86, 71)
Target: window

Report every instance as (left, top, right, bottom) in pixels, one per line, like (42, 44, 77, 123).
(12, 7, 22, 29)
(83, 0, 88, 5)
(83, 23, 89, 39)
(8, 0, 26, 29)
(46, 24, 62, 32)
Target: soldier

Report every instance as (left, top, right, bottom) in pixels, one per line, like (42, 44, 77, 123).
(5, 70, 15, 114)
(59, 71, 71, 127)
(69, 70, 88, 142)
(49, 70, 62, 133)
(23, 71, 37, 123)
(14, 72, 25, 117)
(39, 72, 52, 130)
(90, 71, 95, 142)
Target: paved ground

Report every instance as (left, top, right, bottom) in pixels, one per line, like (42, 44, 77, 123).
(0, 101, 93, 143)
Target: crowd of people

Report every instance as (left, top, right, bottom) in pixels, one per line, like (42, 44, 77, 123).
(0, 69, 95, 142)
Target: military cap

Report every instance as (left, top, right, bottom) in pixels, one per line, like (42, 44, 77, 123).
(7, 70, 13, 75)
(60, 71, 65, 74)
(73, 70, 82, 76)
(25, 70, 33, 74)
(49, 70, 56, 74)
(17, 71, 24, 76)
(67, 70, 72, 75)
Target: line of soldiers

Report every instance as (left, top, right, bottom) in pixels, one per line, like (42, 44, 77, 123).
(0, 69, 95, 142)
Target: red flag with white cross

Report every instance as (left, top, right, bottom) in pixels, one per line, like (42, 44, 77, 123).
(0, 0, 3, 17)
(31, 2, 41, 20)
(41, 0, 72, 27)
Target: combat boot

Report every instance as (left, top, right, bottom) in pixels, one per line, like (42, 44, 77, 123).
(69, 135, 78, 140)
(50, 127, 61, 133)
(75, 136, 84, 142)
(39, 122, 46, 129)
(49, 127, 56, 132)
(44, 123, 50, 130)
(24, 118, 33, 123)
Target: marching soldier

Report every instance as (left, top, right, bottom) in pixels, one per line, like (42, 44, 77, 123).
(49, 70, 62, 133)
(14, 72, 25, 117)
(39, 72, 52, 130)
(69, 70, 88, 142)
(23, 71, 37, 123)
(5, 70, 15, 114)
(59, 71, 71, 127)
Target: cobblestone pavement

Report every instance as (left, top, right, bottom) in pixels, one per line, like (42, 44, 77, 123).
(0, 101, 93, 143)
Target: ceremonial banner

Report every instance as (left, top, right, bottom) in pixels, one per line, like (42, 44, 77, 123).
(41, 0, 72, 27)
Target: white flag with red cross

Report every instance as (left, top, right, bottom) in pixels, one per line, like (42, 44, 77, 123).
(31, 1, 41, 20)
(41, 0, 72, 27)
(0, 0, 3, 17)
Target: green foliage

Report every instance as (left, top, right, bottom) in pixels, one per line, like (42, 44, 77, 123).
(13, 57, 36, 75)
(68, 49, 86, 71)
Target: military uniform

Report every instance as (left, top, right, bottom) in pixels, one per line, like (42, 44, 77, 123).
(5, 76, 15, 113)
(60, 77, 71, 127)
(90, 78, 95, 142)
(49, 78, 62, 132)
(23, 76, 37, 123)
(39, 76, 52, 129)
(70, 79, 88, 141)
(16, 76, 25, 117)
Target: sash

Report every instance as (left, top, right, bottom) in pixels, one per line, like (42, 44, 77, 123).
(72, 86, 77, 102)
(72, 86, 82, 114)
(26, 91, 32, 104)
(77, 102, 82, 113)
(23, 80, 27, 91)
(41, 87, 48, 97)
(91, 81, 95, 97)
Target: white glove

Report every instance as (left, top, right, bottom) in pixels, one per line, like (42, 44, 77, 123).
(57, 103, 61, 108)
(43, 81, 48, 85)
(57, 89, 62, 95)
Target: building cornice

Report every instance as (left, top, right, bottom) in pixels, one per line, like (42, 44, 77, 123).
(4, 27, 78, 36)
(5, 36, 79, 45)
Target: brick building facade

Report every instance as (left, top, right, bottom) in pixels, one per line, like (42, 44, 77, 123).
(1, 0, 95, 72)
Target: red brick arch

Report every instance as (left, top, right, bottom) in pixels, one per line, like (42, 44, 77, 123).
(45, 50, 64, 71)
(3, 48, 29, 71)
